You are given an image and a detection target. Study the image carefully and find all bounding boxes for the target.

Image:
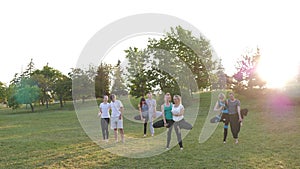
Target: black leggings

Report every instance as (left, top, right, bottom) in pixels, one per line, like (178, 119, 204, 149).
(173, 120, 183, 148)
(221, 114, 229, 142)
(101, 118, 110, 140)
(229, 113, 240, 139)
(165, 120, 174, 148)
(143, 115, 149, 135)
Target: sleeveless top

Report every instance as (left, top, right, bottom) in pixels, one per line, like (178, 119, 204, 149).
(164, 103, 173, 120)
(218, 100, 228, 114)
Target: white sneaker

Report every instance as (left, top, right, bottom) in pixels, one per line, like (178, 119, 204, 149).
(180, 147, 183, 151)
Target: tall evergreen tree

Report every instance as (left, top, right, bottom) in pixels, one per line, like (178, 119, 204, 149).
(95, 63, 112, 98)
(111, 60, 128, 97)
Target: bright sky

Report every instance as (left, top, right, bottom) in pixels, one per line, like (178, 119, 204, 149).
(1, 0, 299, 88)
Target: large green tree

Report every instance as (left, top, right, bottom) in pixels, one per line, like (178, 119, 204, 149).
(125, 26, 217, 98)
(53, 74, 72, 107)
(71, 66, 97, 103)
(32, 64, 63, 108)
(148, 26, 216, 92)
(7, 77, 41, 112)
(125, 47, 152, 97)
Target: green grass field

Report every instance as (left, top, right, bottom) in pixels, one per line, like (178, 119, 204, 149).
(0, 93, 299, 168)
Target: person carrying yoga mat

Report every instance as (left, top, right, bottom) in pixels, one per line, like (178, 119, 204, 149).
(213, 93, 229, 143)
(227, 92, 243, 144)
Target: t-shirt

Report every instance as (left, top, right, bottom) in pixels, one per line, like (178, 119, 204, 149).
(227, 99, 240, 115)
(172, 104, 184, 122)
(141, 104, 149, 117)
(110, 100, 124, 117)
(146, 99, 156, 114)
(99, 102, 111, 118)
(164, 103, 173, 120)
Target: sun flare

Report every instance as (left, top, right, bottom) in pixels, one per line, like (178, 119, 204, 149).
(257, 57, 299, 89)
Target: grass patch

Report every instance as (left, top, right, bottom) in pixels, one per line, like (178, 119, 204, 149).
(0, 92, 299, 168)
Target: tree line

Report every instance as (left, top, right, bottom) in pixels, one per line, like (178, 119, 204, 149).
(0, 26, 275, 112)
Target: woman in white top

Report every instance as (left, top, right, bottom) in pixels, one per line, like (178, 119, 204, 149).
(172, 95, 186, 150)
(98, 95, 111, 141)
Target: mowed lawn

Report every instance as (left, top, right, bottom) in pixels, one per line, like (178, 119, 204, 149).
(0, 93, 299, 168)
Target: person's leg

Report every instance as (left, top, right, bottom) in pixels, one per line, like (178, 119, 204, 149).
(174, 122, 183, 149)
(105, 118, 109, 140)
(119, 129, 124, 143)
(223, 124, 228, 143)
(229, 114, 240, 143)
(149, 112, 154, 136)
(179, 119, 192, 130)
(166, 120, 174, 148)
(144, 122, 147, 136)
(111, 117, 118, 142)
(117, 119, 124, 143)
(101, 118, 106, 140)
(153, 119, 164, 128)
(114, 128, 118, 142)
(223, 115, 229, 143)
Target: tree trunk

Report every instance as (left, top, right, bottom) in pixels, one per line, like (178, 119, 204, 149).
(60, 96, 63, 108)
(46, 100, 49, 109)
(30, 103, 34, 112)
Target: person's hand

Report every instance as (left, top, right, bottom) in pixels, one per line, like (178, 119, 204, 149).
(97, 112, 101, 117)
(164, 123, 168, 127)
(119, 114, 122, 120)
(239, 117, 243, 122)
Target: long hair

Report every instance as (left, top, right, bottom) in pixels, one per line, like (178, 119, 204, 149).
(139, 97, 146, 108)
(173, 95, 182, 104)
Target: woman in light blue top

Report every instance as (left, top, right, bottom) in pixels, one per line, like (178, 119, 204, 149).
(139, 97, 149, 137)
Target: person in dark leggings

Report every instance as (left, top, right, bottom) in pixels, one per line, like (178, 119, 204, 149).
(138, 98, 149, 137)
(227, 92, 243, 144)
(98, 95, 111, 141)
(214, 93, 229, 143)
(162, 93, 174, 149)
(172, 95, 186, 150)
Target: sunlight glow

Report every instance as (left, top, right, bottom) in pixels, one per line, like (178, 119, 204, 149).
(257, 56, 299, 89)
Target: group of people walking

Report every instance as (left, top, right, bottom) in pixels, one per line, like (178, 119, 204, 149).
(97, 91, 243, 149)
(213, 92, 243, 144)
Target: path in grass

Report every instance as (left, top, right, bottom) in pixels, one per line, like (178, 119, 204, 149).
(0, 93, 299, 168)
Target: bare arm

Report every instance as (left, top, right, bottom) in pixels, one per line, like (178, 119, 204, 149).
(213, 101, 223, 112)
(98, 105, 102, 117)
(173, 107, 184, 116)
(138, 105, 143, 120)
(237, 105, 242, 121)
(161, 104, 166, 124)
